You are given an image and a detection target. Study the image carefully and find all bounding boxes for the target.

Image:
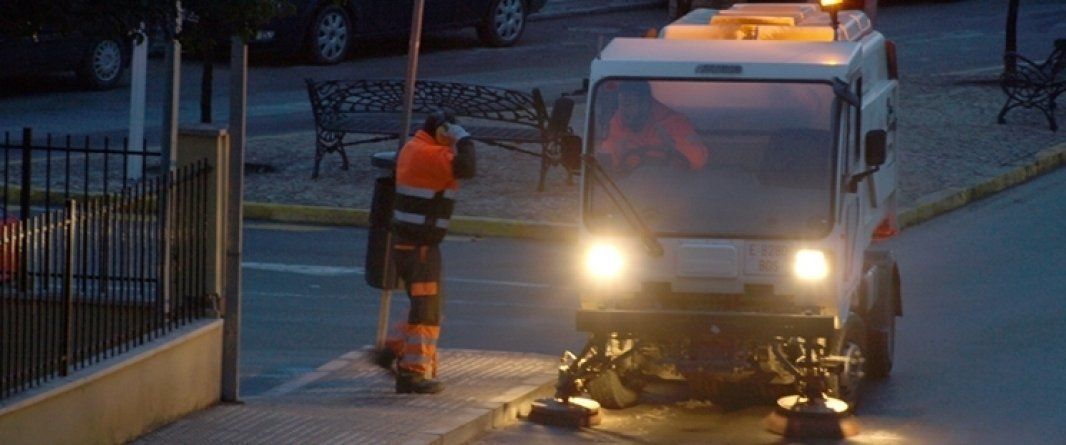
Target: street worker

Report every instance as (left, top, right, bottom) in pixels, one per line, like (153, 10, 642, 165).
(374, 111, 476, 394)
(599, 81, 709, 172)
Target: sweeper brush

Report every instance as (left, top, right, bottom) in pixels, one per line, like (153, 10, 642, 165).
(764, 394, 860, 439)
(528, 397, 602, 428)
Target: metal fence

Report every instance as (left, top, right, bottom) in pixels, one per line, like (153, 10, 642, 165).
(1, 127, 161, 220)
(0, 161, 211, 399)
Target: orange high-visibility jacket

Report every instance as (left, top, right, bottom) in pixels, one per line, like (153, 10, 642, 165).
(393, 130, 475, 245)
(600, 101, 709, 170)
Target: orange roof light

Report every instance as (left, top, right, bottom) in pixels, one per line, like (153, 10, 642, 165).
(820, 0, 843, 6)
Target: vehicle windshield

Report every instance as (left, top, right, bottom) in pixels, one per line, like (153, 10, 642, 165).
(586, 79, 837, 238)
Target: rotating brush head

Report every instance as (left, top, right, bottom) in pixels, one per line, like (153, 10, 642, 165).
(527, 397, 603, 428)
(764, 394, 861, 439)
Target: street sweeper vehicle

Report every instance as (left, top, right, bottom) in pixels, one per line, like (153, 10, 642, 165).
(532, 3, 902, 434)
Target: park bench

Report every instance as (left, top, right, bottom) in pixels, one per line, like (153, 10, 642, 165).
(997, 39, 1066, 131)
(306, 78, 576, 191)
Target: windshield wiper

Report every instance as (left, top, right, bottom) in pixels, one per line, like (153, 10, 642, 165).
(584, 154, 665, 257)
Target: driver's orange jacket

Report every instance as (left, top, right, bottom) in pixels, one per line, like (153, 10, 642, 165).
(600, 101, 709, 170)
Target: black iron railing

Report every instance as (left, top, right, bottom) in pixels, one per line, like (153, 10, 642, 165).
(0, 161, 211, 399)
(1, 127, 162, 220)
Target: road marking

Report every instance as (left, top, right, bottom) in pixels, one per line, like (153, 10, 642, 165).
(939, 65, 1002, 76)
(245, 222, 332, 232)
(243, 261, 361, 276)
(242, 261, 555, 289)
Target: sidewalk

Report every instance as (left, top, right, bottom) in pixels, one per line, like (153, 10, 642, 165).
(135, 349, 558, 445)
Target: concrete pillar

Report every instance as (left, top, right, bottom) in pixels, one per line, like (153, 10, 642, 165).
(176, 125, 229, 313)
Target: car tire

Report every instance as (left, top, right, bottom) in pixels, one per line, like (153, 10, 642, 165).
(477, 0, 526, 47)
(77, 38, 126, 90)
(307, 5, 352, 65)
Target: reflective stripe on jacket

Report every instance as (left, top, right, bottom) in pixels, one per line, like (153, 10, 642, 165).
(394, 130, 460, 245)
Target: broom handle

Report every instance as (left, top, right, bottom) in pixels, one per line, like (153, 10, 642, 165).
(375, 288, 392, 349)
(375, 227, 395, 349)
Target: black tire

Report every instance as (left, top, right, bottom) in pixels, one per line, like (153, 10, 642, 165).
(307, 5, 352, 65)
(77, 38, 126, 90)
(829, 314, 867, 408)
(866, 314, 894, 378)
(586, 369, 639, 409)
(866, 267, 900, 378)
(477, 0, 526, 47)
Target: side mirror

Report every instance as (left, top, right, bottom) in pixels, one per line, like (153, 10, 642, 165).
(560, 135, 583, 172)
(865, 130, 887, 167)
(548, 96, 574, 135)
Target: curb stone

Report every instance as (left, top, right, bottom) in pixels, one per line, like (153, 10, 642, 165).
(249, 142, 1066, 239)
(896, 142, 1066, 229)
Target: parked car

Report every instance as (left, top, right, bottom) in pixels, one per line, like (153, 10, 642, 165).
(0, 30, 129, 90)
(251, 0, 548, 64)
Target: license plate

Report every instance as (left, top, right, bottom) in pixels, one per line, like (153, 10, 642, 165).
(745, 243, 789, 275)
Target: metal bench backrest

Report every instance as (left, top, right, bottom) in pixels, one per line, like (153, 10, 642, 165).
(307, 79, 548, 131)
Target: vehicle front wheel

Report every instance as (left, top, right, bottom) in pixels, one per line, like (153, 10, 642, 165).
(77, 38, 125, 90)
(308, 5, 351, 65)
(477, 0, 526, 47)
(828, 315, 867, 409)
(585, 369, 639, 409)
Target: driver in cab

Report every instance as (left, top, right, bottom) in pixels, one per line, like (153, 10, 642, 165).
(599, 81, 709, 173)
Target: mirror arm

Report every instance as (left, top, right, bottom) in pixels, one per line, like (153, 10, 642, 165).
(847, 166, 880, 193)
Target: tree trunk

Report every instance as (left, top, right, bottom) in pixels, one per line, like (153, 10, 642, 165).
(1005, 0, 1019, 74)
(201, 44, 214, 124)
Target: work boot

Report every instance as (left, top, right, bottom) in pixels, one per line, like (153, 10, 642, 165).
(396, 372, 444, 394)
(369, 347, 397, 373)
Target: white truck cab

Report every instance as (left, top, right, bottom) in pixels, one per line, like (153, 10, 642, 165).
(555, 3, 902, 414)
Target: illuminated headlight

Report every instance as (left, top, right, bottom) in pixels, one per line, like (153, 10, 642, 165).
(793, 249, 829, 281)
(585, 243, 625, 280)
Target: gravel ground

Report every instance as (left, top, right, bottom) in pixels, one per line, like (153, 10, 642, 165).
(242, 73, 1064, 223)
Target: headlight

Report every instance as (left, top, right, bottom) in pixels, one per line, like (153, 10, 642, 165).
(793, 249, 829, 281)
(585, 242, 625, 279)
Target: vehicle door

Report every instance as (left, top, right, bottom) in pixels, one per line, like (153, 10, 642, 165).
(361, 0, 413, 34)
(3, 26, 77, 73)
(426, 0, 492, 28)
(840, 77, 866, 299)
(363, 0, 475, 34)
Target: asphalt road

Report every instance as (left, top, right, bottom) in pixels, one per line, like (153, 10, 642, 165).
(2, 1, 1064, 143)
(234, 167, 1066, 443)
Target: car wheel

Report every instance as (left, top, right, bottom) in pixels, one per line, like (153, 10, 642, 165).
(477, 0, 526, 47)
(585, 369, 639, 409)
(77, 38, 125, 90)
(308, 5, 351, 65)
